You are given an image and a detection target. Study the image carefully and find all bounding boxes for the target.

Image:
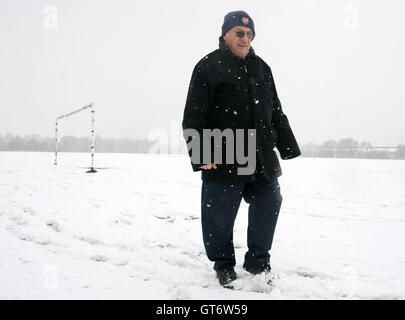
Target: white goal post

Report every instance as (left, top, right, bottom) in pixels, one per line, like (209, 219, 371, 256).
(54, 102, 96, 173)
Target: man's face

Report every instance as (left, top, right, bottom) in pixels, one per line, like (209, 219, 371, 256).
(223, 26, 254, 57)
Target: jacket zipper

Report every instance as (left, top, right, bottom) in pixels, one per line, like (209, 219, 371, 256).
(243, 61, 265, 168)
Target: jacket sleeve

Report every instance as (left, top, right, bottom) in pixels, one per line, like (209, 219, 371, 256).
(265, 63, 301, 160)
(182, 60, 212, 171)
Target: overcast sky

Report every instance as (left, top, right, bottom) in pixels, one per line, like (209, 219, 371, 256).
(0, 0, 404, 146)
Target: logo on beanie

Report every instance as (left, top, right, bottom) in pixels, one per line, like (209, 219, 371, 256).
(242, 17, 249, 25)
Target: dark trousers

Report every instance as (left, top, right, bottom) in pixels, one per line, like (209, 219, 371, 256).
(201, 176, 283, 271)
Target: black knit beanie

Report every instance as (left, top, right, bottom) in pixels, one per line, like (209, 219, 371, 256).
(221, 10, 255, 37)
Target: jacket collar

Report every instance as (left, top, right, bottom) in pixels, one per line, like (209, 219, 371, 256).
(218, 36, 256, 61)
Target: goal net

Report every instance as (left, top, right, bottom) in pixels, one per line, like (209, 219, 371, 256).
(54, 103, 96, 172)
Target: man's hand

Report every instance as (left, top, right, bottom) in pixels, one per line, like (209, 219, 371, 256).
(199, 163, 218, 170)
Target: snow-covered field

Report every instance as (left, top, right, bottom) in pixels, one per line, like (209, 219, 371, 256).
(0, 151, 404, 300)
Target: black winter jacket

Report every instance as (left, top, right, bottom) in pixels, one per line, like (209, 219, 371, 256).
(182, 37, 301, 183)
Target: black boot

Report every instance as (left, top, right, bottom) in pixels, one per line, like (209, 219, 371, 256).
(216, 265, 238, 288)
(243, 263, 271, 275)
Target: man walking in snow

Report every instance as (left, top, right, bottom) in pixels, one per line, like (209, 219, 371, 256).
(182, 10, 301, 288)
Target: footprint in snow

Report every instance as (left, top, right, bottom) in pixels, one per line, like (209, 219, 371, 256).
(46, 220, 62, 233)
(113, 217, 134, 226)
(8, 213, 29, 226)
(22, 207, 36, 216)
(185, 216, 199, 221)
(90, 255, 109, 263)
(6, 226, 50, 246)
(291, 269, 336, 280)
(76, 235, 105, 246)
(155, 215, 175, 223)
(112, 259, 130, 267)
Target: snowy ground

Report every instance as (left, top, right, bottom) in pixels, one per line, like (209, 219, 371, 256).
(0, 151, 404, 300)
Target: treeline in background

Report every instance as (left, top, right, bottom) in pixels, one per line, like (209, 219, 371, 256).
(300, 138, 405, 159)
(0, 134, 152, 154)
(0, 134, 405, 159)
